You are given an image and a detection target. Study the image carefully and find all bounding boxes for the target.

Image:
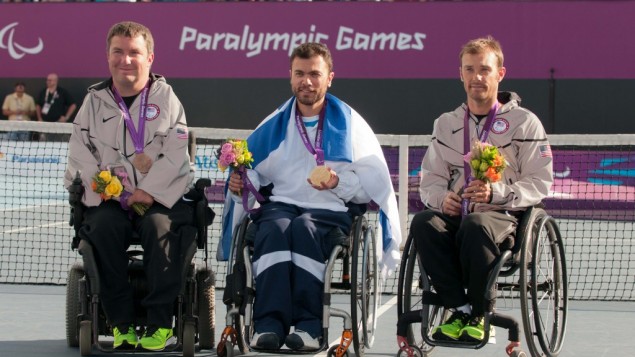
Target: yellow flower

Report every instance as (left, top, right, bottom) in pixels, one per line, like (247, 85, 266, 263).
(98, 170, 112, 183)
(104, 176, 123, 198)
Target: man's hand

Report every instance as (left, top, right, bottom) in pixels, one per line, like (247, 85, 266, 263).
(461, 179, 491, 205)
(307, 167, 339, 190)
(228, 171, 244, 195)
(442, 191, 462, 216)
(127, 188, 154, 207)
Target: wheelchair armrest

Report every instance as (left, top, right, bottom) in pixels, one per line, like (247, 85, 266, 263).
(68, 171, 86, 250)
(192, 178, 215, 249)
(68, 171, 84, 208)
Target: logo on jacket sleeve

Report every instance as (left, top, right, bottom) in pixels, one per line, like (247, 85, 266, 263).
(491, 118, 509, 134)
(145, 104, 160, 121)
(539, 144, 552, 158)
(176, 125, 188, 140)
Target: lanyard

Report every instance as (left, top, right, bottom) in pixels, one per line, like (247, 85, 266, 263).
(111, 80, 151, 154)
(294, 100, 326, 165)
(461, 101, 499, 216)
(46, 89, 57, 104)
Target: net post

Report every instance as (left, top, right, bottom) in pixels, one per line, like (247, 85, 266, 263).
(398, 135, 409, 247)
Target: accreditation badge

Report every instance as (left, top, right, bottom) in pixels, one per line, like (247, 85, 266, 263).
(41, 103, 51, 115)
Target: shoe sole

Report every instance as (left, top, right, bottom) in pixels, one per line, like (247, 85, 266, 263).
(459, 329, 492, 343)
(139, 334, 173, 351)
(113, 340, 138, 350)
(251, 336, 281, 350)
(140, 341, 170, 352)
(432, 330, 459, 341)
(285, 335, 320, 351)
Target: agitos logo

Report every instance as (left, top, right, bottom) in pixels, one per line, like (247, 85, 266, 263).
(0, 22, 44, 60)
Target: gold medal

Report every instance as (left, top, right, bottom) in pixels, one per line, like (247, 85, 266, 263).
(309, 166, 331, 186)
(133, 153, 153, 174)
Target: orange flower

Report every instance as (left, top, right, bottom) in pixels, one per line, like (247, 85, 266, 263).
(465, 140, 507, 183)
(484, 167, 502, 182)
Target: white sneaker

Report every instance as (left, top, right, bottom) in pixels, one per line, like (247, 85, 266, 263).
(285, 329, 321, 350)
(250, 332, 280, 349)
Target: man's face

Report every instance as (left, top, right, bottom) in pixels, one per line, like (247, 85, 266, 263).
(46, 75, 58, 89)
(460, 51, 505, 105)
(290, 55, 334, 108)
(108, 35, 154, 91)
(14, 84, 25, 95)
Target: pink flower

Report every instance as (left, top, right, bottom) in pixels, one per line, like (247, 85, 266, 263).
(220, 142, 234, 154)
(220, 151, 237, 167)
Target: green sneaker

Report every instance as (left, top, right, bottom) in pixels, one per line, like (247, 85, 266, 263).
(459, 316, 495, 342)
(113, 326, 138, 349)
(432, 311, 471, 340)
(139, 327, 174, 351)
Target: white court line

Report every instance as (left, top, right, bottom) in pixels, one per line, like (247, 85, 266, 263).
(318, 295, 397, 355)
(3, 221, 67, 234)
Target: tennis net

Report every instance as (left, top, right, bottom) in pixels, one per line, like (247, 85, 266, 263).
(1, 121, 633, 301)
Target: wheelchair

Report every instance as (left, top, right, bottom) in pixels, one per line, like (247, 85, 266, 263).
(216, 204, 379, 357)
(396, 206, 568, 357)
(65, 173, 216, 357)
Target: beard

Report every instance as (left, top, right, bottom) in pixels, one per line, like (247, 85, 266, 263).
(293, 86, 326, 107)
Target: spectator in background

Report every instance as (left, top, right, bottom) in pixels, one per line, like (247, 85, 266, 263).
(2, 81, 36, 140)
(36, 73, 77, 141)
(36, 73, 77, 124)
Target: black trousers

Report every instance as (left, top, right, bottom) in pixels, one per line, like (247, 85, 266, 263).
(79, 199, 195, 328)
(410, 210, 518, 316)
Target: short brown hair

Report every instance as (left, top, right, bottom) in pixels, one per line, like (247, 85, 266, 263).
(290, 42, 333, 72)
(107, 21, 154, 55)
(459, 36, 504, 68)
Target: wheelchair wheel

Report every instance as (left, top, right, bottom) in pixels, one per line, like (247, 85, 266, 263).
(228, 217, 252, 354)
(397, 235, 445, 355)
(196, 267, 215, 349)
(66, 262, 84, 348)
(234, 314, 251, 354)
(351, 216, 379, 356)
(327, 344, 350, 357)
(397, 345, 424, 357)
(79, 320, 92, 356)
(182, 321, 196, 357)
(519, 208, 568, 357)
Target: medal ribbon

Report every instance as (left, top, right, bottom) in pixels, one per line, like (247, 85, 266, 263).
(111, 79, 151, 154)
(294, 99, 326, 165)
(461, 101, 499, 216)
(239, 166, 265, 214)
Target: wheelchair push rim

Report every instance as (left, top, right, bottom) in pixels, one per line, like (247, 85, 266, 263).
(520, 209, 568, 357)
(350, 216, 379, 355)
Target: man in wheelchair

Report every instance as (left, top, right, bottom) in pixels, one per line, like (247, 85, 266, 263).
(220, 42, 401, 352)
(409, 36, 553, 344)
(63, 21, 198, 351)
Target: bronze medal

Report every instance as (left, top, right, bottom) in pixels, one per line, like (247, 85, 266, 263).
(133, 153, 153, 174)
(309, 166, 331, 186)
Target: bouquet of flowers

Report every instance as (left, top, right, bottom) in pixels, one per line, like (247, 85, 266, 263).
(464, 140, 507, 183)
(215, 139, 254, 173)
(92, 169, 148, 216)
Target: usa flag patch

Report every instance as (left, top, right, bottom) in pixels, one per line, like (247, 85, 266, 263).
(176, 126, 188, 140)
(539, 144, 552, 158)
